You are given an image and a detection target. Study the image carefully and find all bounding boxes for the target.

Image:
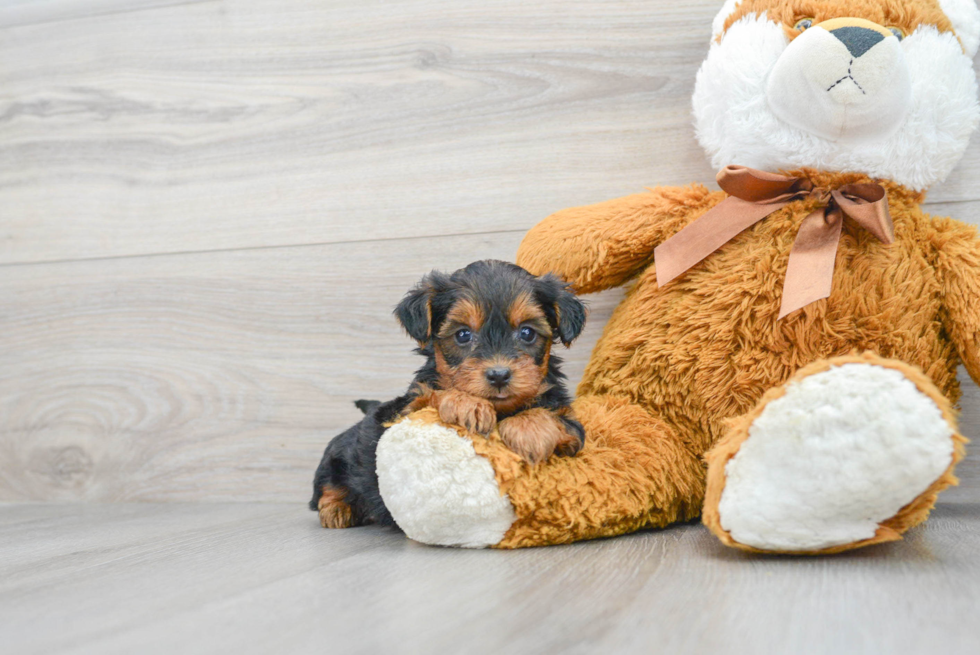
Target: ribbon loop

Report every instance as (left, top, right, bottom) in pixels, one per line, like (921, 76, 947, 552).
(831, 185, 894, 245)
(653, 167, 894, 319)
(717, 165, 814, 204)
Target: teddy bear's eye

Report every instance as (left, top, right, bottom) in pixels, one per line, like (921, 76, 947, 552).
(794, 18, 814, 31)
(887, 26, 905, 41)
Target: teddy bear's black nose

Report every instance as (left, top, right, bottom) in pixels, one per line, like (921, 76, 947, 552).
(830, 26, 885, 58)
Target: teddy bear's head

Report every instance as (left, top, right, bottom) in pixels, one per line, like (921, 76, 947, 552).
(692, 0, 980, 190)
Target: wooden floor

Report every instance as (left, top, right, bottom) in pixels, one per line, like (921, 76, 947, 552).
(2, 501, 980, 655)
(4, 2, 980, 653)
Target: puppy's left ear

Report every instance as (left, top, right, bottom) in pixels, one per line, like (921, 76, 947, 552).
(535, 274, 587, 345)
(394, 285, 431, 343)
(395, 271, 447, 344)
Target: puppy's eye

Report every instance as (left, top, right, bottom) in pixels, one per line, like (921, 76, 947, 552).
(454, 328, 472, 345)
(518, 326, 537, 344)
(887, 26, 905, 41)
(794, 18, 813, 31)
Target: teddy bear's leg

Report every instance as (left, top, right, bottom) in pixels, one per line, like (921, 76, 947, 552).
(376, 397, 706, 548)
(494, 394, 706, 548)
(703, 353, 967, 554)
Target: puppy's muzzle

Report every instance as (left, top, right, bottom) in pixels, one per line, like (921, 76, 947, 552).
(485, 367, 512, 390)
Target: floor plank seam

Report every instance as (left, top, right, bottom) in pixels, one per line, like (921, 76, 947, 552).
(0, 228, 530, 269)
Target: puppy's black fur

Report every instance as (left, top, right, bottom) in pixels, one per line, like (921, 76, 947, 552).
(310, 259, 586, 529)
(309, 396, 406, 526)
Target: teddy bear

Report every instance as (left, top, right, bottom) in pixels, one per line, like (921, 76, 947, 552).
(372, 0, 980, 553)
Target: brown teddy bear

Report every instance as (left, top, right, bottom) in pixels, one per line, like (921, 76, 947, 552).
(372, 0, 980, 553)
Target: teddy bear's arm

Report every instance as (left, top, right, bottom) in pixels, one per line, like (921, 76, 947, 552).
(516, 184, 719, 293)
(935, 217, 980, 384)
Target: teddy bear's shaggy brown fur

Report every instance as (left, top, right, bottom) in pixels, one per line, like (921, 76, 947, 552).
(371, 0, 980, 552)
(501, 169, 977, 549)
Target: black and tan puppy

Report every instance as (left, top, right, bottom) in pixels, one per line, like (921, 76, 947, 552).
(310, 259, 587, 529)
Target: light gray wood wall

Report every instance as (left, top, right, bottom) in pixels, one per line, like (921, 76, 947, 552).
(1, 0, 978, 503)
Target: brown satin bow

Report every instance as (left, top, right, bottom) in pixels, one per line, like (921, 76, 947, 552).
(653, 165, 895, 319)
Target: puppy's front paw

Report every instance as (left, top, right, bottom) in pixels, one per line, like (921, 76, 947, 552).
(498, 408, 580, 464)
(437, 389, 497, 435)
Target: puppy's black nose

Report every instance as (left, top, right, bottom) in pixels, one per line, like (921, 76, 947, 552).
(485, 367, 512, 388)
(830, 26, 884, 58)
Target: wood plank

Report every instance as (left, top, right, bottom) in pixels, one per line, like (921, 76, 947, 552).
(1, 227, 978, 503)
(0, 231, 623, 502)
(923, 200, 980, 222)
(0, 0, 210, 29)
(1, 502, 979, 655)
(3, 0, 978, 265)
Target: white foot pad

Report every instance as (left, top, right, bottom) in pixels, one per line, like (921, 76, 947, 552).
(718, 363, 954, 551)
(376, 418, 516, 548)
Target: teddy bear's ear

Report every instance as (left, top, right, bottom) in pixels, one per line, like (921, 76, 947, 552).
(711, 0, 743, 41)
(394, 271, 450, 344)
(940, 0, 980, 57)
(534, 274, 587, 345)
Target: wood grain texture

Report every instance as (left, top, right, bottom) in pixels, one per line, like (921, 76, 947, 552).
(1, 502, 979, 655)
(0, 0, 210, 29)
(1, 0, 979, 265)
(0, 0, 978, 507)
(0, 231, 623, 501)
(0, 227, 976, 503)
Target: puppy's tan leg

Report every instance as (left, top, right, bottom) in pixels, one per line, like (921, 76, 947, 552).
(498, 408, 580, 464)
(403, 384, 437, 414)
(436, 389, 497, 435)
(318, 486, 354, 529)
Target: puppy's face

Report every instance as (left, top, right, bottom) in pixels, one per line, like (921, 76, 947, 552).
(433, 286, 554, 414)
(396, 260, 586, 413)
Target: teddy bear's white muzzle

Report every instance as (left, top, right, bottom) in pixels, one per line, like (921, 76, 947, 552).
(766, 18, 912, 143)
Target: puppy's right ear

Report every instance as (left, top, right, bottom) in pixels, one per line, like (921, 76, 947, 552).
(534, 273, 587, 345)
(394, 271, 448, 344)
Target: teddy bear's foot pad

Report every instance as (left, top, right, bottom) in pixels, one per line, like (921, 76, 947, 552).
(711, 360, 957, 553)
(376, 417, 516, 548)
